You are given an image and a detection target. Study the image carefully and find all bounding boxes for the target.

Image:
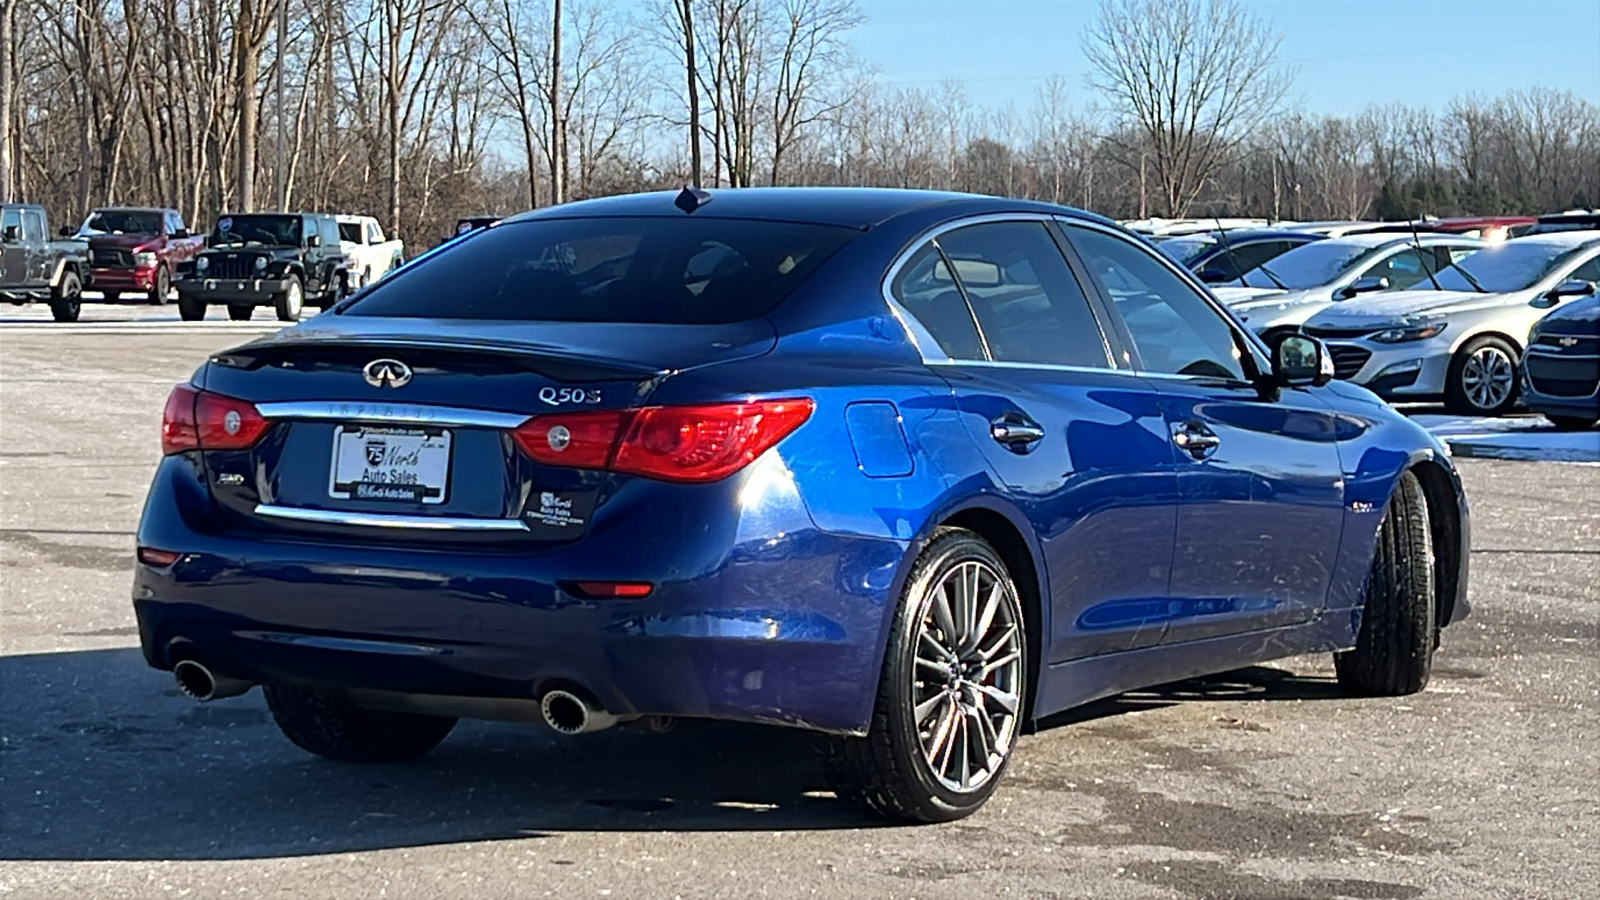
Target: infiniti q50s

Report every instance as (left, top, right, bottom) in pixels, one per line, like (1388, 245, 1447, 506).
(133, 188, 1470, 823)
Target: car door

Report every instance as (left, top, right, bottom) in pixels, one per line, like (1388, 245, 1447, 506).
(20, 208, 48, 286)
(0, 208, 23, 288)
(888, 218, 1180, 662)
(1062, 222, 1347, 645)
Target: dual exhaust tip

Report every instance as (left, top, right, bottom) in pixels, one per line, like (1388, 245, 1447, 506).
(174, 660, 625, 737)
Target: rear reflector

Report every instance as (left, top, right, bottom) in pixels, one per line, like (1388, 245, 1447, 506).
(513, 398, 813, 483)
(161, 384, 270, 455)
(565, 581, 654, 600)
(137, 547, 182, 567)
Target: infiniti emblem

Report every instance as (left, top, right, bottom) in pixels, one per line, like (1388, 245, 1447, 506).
(362, 358, 413, 389)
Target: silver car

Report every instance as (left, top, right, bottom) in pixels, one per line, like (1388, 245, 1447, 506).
(1212, 233, 1485, 340)
(1299, 232, 1600, 415)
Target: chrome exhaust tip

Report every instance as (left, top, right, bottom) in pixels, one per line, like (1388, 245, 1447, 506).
(173, 659, 252, 702)
(540, 688, 617, 735)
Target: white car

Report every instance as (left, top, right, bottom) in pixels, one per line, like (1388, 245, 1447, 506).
(1300, 232, 1600, 416)
(1213, 233, 1485, 339)
(335, 215, 404, 289)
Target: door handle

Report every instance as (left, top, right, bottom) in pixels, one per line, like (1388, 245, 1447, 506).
(1171, 420, 1220, 459)
(990, 414, 1045, 452)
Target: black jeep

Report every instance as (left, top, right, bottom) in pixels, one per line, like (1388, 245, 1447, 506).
(176, 213, 349, 321)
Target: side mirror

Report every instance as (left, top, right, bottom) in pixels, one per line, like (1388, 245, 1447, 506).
(307, 234, 321, 248)
(1272, 333, 1333, 388)
(1338, 276, 1390, 299)
(1548, 279, 1596, 301)
(1196, 263, 1234, 284)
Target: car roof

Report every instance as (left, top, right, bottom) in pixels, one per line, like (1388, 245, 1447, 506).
(508, 187, 1108, 230)
(1318, 232, 1478, 248)
(1187, 228, 1323, 242)
(1506, 231, 1600, 250)
(92, 206, 171, 214)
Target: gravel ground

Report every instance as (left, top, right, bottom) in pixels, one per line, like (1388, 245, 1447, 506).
(1, 309, 1596, 899)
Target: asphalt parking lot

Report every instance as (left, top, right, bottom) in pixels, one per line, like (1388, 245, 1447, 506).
(1, 304, 1596, 899)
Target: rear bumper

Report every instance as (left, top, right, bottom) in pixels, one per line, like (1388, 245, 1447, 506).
(176, 277, 291, 306)
(88, 267, 157, 292)
(132, 456, 903, 734)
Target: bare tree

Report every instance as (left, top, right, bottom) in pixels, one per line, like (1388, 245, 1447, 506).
(1083, 0, 1291, 217)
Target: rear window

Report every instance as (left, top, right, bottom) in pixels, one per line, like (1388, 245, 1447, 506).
(338, 222, 363, 243)
(345, 217, 859, 324)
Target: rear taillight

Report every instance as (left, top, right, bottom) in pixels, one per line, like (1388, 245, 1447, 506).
(512, 398, 813, 483)
(161, 384, 270, 455)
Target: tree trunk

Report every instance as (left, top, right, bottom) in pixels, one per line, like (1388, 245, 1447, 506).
(0, 0, 14, 203)
(549, 0, 563, 205)
(679, 0, 700, 188)
(235, 0, 261, 211)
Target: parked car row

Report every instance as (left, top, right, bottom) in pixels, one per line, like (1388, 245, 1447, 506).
(0, 203, 412, 322)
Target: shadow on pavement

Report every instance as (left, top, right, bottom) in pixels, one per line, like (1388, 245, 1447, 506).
(1, 648, 1341, 861)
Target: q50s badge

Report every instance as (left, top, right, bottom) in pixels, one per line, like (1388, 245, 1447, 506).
(539, 387, 602, 406)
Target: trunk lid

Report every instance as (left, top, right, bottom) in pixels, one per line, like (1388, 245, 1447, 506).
(195, 317, 776, 544)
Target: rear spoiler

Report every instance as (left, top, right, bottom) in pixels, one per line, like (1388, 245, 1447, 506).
(210, 334, 668, 383)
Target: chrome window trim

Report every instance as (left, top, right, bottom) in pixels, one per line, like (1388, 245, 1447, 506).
(256, 401, 527, 429)
(927, 359, 1140, 378)
(255, 505, 530, 531)
(876, 209, 1126, 368)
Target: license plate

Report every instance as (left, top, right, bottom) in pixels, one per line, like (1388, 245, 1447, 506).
(328, 426, 451, 504)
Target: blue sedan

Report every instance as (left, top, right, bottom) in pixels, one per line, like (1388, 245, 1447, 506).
(134, 188, 1470, 822)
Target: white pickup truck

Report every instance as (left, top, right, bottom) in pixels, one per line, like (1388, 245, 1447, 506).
(335, 215, 404, 289)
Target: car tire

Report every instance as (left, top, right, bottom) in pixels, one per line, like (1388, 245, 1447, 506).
(227, 305, 253, 321)
(1445, 336, 1520, 416)
(178, 296, 206, 321)
(823, 528, 1027, 823)
(264, 684, 457, 763)
(49, 270, 82, 323)
(1546, 415, 1598, 431)
(1335, 470, 1435, 697)
(149, 266, 170, 305)
(274, 276, 303, 322)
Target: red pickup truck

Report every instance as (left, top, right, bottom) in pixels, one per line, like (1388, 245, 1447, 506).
(83, 207, 205, 304)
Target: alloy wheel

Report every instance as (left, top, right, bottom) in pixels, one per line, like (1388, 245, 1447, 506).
(911, 559, 1023, 793)
(1461, 345, 1514, 411)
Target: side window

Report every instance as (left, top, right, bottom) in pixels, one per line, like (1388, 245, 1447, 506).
(21, 210, 44, 242)
(889, 241, 985, 360)
(0, 208, 19, 237)
(369, 221, 385, 244)
(1231, 241, 1286, 275)
(1366, 246, 1434, 288)
(168, 211, 186, 234)
(1065, 225, 1248, 381)
(1566, 253, 1600, 284)
(319, 218, 340, 250)
(301, 217, 317, 245)
(933, 221, 1110, 368)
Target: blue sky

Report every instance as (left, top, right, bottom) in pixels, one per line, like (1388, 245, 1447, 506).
(852, 0, 1600, 116)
